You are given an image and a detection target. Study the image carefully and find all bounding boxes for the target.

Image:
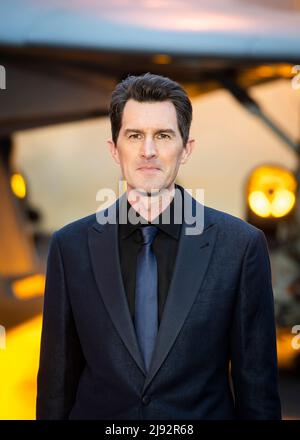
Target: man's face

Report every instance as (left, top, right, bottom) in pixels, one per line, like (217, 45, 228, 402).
(108, 99, 194, 195)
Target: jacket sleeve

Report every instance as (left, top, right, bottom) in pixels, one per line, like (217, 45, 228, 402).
(230, 228, 282, 419)
(36, 231, 85, 419)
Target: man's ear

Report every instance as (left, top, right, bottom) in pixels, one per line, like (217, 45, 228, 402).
(180, 138, 195, 164)
(107, 139, 120, 165)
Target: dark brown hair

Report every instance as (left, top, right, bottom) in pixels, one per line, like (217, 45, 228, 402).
(109, 72, 192, 147)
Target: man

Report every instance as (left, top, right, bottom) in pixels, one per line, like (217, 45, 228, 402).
(36, 73, 281, 420)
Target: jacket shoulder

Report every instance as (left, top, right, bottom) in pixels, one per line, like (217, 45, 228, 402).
(54, 212, 96, 241)
(203, 204, 263, 242)
(181, 185, 262, 242)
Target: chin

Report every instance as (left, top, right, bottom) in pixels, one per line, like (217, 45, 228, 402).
(128, 177, 161, 193)
(138, 181, 165, 195)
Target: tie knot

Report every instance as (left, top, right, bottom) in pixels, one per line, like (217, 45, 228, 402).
(140, 225, 158, 246)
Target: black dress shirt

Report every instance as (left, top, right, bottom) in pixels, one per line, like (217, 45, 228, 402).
(118, 185, 183, 327)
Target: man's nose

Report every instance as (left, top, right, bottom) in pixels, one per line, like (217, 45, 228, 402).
(140, 137, 158, 158)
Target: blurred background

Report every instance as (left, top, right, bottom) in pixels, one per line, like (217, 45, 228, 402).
(0, 0, 300, 420)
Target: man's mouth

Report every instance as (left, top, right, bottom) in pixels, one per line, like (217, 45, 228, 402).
(137, 166, 161, 172)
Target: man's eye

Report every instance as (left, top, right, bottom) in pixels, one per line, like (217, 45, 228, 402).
(129, 133, 141, 139)
(157, 133, 171, 139)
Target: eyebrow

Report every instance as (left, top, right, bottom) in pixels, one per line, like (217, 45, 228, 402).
(124, 128, 176, 136)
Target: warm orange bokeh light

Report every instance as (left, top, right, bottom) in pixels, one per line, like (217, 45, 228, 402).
(12, 274, 45, 300)
(0, 315, 42, 420)
(247, 165, 297, 218)
(10, 173, 26, 199)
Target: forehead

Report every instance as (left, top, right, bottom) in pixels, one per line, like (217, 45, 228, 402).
(121, 99, 178, 130)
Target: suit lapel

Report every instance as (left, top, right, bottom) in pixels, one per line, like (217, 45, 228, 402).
(88, 188, 219, 391)
(88, 192, 147, 375)
(142, 217, 218, 393)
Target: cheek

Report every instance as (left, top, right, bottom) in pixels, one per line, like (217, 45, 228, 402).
(118, 150, 134, 167)
(162, 151, 183, 170)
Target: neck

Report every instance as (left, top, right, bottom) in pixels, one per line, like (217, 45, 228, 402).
(126, 183, 175, 223)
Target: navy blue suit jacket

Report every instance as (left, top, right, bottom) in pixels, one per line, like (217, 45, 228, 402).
(36, 187, 281, 419)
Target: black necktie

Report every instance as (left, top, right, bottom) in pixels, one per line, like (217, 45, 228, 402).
(134, 225, 158, 371)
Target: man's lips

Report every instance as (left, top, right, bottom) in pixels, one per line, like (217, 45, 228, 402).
(137, 166, 161, 171)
